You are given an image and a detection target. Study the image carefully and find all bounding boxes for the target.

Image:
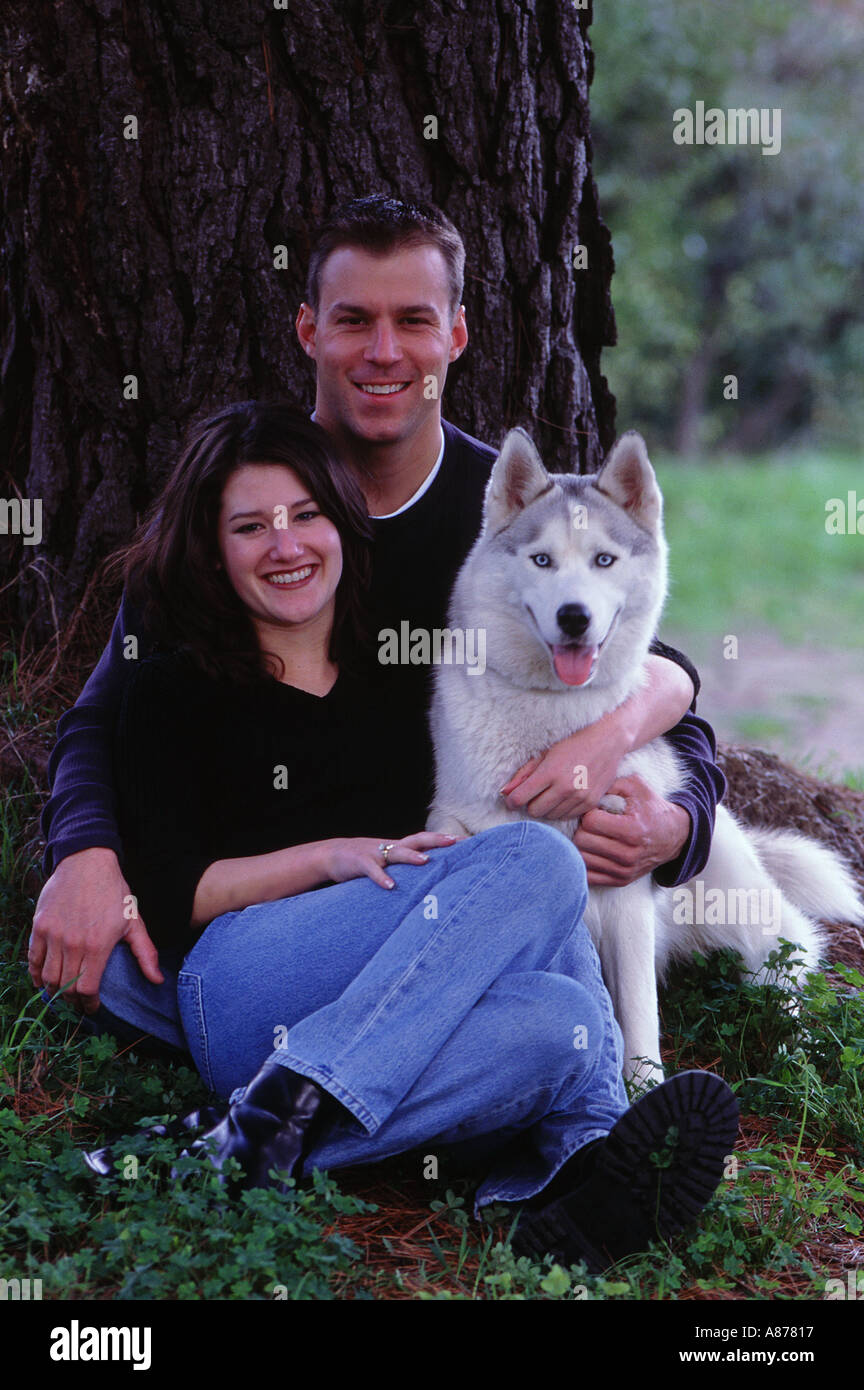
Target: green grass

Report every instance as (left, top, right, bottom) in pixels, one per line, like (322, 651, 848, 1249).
(3, 911, 863, 1299)
(656, 453, 864, 644)
(733, 713, 793, 744)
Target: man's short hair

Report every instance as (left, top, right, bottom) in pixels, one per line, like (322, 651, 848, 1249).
(305, 194, 466, 318)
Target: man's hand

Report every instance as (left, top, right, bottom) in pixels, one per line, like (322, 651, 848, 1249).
(500, 654, 695, 826)
(500, 719, 630, 823)
(573, 775, 691, 886)
(29, 847, 163, 1013)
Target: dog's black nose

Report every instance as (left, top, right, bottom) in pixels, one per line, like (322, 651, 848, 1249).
(556, 603, 591, 639)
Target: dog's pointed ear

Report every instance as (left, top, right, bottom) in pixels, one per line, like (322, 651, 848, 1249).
(594, 432, 662, 532)
(483, 428, 554, 535)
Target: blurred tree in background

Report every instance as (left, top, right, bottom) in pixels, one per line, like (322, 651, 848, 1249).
(591, 0, 864, 454)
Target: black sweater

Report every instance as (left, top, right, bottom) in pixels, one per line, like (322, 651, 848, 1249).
(116, 652, 429, 947)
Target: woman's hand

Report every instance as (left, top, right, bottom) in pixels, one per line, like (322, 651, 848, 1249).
(321, 831, 463, 890)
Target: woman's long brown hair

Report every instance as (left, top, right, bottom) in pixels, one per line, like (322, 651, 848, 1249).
(118, 401, 373, 683)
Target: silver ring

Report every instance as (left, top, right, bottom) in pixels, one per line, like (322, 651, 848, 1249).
(378, 842, 395, 866)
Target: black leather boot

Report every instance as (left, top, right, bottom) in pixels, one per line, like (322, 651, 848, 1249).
(183, 1060, 329, 1193)
(82, 1103, 227, 1178)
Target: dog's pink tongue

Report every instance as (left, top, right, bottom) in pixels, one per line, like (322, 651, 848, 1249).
(553, 644, 596, 686)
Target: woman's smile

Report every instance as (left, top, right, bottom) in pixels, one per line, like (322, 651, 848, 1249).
(263, 563, 318, 588)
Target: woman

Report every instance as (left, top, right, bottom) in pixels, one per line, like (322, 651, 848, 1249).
(82, 401, 737, 1272)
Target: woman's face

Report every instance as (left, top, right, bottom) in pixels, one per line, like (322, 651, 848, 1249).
(217, 463, 344, 636)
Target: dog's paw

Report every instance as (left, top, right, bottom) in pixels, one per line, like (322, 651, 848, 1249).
(599, 794, 627, 815)
(426, 813, 473, 837)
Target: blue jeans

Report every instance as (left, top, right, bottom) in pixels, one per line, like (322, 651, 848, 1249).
(93, 822, 628, 1213)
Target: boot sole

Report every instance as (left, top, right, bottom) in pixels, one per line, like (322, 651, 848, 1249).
(512, 1070, 739, 1272)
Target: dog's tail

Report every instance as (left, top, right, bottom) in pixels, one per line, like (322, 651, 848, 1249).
(747, 827, 864, 925)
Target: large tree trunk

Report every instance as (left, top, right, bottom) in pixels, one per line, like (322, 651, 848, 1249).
(0, 0, 616, 638)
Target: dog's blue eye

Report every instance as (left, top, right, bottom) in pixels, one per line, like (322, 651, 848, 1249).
(531, 553, 552, 567)
(596, 553, 616, 568)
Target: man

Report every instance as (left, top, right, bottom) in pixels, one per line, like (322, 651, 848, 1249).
(31, 195, 732, 1271)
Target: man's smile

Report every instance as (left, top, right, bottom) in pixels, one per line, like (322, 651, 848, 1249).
(353, 381, 412, 396)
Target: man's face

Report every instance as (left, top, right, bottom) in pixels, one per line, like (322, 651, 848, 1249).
(296, 244, 468, 447)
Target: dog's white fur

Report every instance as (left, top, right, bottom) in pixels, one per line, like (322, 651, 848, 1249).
(427, 428, 864, 1084)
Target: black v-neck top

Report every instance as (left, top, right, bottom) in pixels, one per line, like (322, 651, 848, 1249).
(116, 650, 430, 947)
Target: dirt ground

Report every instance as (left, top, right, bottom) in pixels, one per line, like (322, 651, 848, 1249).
(667, 628, 864, 776)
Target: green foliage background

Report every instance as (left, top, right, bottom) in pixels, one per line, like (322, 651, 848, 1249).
(591, 0, 864, 453)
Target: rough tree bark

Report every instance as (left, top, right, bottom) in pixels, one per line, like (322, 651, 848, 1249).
(0, 0, 617, 637)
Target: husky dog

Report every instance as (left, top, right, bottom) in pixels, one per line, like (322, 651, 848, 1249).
(427, 428, 863, 1084)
